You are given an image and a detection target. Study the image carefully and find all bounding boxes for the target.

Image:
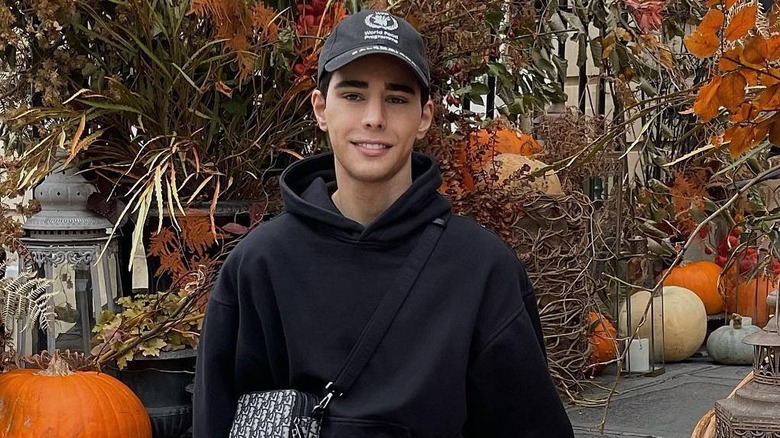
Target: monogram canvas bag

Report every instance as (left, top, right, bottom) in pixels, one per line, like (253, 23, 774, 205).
(228, 217, 447, 438)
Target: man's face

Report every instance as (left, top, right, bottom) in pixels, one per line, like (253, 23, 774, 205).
(312, 54, 434, 190)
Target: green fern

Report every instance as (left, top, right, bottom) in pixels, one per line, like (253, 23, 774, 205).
(0, 270, 55, 333)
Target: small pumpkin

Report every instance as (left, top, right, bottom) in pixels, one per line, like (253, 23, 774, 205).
(724, 275, 776, 327)
(706, 314, 761, 365)
(662, 260, 725, 315)
(586, 311, 617, 376)
(0, 353, 152, 438)
(618, 286, 707, 362)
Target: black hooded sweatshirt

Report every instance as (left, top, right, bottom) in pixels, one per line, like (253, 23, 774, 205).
(193, 152, 574, 437)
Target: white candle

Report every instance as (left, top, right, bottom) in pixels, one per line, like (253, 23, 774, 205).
(627, 338, 650, 373)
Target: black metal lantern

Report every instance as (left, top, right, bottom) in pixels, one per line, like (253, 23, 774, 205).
(714, 289, 780, 437)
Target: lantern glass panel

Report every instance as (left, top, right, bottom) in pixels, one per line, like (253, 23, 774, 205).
(52, 265, 94, 353)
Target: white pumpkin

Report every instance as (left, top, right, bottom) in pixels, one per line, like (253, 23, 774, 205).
(706, 315, 761, 365)
(618, 286, 708, 362)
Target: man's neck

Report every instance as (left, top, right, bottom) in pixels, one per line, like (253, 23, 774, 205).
(331, 177, 412, 226)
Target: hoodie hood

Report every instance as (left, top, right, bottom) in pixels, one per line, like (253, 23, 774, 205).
(280, 152, 451, 243)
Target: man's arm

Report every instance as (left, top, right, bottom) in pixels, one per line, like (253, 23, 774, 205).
(463, 264, 573, 437)
(193, 267, 240, 437)
(462, 304, 573, 437)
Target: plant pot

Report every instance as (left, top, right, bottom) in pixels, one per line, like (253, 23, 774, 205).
(113, 349, 197, 438)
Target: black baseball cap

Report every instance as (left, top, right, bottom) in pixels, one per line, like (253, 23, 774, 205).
(317, 10, 430, 94)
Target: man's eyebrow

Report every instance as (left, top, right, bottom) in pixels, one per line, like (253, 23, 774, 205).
(385, 82, 416, 95)
(333, 79, 416, 95)
(333, 80, 368, 89)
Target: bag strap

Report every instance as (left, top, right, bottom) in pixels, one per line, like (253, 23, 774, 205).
(312, 215, 448, 415)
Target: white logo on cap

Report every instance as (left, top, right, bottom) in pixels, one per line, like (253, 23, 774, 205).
(365, 12, 399, 30)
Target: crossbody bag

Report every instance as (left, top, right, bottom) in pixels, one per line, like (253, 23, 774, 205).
(228, 216, 448, 438)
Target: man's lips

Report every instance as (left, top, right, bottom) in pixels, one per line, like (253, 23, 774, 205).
(352, 141, 392, 150)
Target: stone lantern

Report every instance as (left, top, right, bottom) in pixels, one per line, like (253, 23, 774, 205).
(714, 289, 780, 436)
(18, 159, 122, 355)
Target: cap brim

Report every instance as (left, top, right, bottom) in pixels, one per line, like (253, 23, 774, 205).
(323, 47, 429, 90)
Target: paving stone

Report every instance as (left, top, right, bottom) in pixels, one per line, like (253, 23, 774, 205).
(567, 362, 751, 437)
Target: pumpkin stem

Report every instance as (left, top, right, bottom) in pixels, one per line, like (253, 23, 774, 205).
(37, 351, 75, 377)
(731, 313, 742, 330)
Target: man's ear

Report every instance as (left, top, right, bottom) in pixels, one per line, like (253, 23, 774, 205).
(311, 89, 328, 132)
(416, 99, 435, 140)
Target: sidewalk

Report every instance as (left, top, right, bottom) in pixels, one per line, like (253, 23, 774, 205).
(566, 352, 752, 437)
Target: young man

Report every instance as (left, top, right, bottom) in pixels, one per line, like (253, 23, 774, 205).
(193, 10, 574, 437)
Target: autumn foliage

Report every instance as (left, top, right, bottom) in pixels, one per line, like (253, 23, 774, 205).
(685, 1, 780, 157)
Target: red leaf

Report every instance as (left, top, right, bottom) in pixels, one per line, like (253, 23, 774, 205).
(222, 222, 249, 235)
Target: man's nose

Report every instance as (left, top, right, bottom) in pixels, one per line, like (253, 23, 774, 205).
(361, 97, 386, 129)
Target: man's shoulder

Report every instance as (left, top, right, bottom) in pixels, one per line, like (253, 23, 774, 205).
(227, 212, 300, 257)
(443, 214, 521, 263)
(446, 215, 512, 248)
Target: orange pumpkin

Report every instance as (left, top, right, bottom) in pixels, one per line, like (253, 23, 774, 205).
(662, 260, 725, 315)
(0, 354, 152, 438)
(471, 128, 543, 156)
(439, 127, 543, 194)
(587, 311, 617, 376)
(725, 275, 776, 327)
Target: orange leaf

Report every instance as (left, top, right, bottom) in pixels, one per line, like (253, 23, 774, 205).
(725, 5, 757, 41)
(711, 132, 725, 146)
(719, 48, 741, 72)
(755, 84, 780, 110)
(693, 76, 723, 121)
(701, 8, 726, 31)
(767, 35, 780, 60)
(685, 9, 725, 58)
(704, 0, 737, 6)
(770, 117, 780, 145)
(685, 32, 720, 58)
(718, 72, 747, 112)
(770, 3, 780, 32)
(754, 118, 773, 144)
(742, 36, 768, 64)
(742, 69, 759, 85)
(759, 68, 780, 86)
(728, 125, 753, 158)
(730, 102, 758, 123)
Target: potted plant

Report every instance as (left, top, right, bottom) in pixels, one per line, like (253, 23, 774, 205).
(0, 0, 345, 275)
(90, 213, 231, 438)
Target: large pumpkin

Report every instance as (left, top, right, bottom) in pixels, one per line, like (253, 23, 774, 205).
(618, 286, 707, 362)
(587, 311, 617, 376)
(662, 260, 725, 315)
(470, 128, 543, 156)
(0, 354, 152, 438)
(725, 275, 776, 327)
(493, 153, 563, 195)
(440, 126, 543, 194)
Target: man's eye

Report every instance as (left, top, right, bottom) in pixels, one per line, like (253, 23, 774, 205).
(343, 93, 362, 101)
(387, 96, 408, 104)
